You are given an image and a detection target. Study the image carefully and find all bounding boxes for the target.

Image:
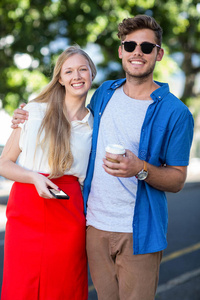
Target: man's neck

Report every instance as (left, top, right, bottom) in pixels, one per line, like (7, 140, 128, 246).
(123, 77, 160, 100)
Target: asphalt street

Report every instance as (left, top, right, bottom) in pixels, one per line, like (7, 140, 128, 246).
(0, 180, 200, 300)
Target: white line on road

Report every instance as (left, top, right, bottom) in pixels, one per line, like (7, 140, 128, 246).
(156, 267, 200, 294)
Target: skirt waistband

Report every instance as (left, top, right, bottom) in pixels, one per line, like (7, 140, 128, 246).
(39, 174, 79, 184)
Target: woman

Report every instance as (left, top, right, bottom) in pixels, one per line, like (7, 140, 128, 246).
(0, 46, 96, 300)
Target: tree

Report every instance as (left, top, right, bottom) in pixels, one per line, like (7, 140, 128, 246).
(152, 0, 200, 103)
(57, 0, 200, 103)
(0, 0, 200, 112)
(0, 0, 61, 112)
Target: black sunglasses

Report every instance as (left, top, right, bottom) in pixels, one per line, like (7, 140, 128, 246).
(121, 41, 161, 54)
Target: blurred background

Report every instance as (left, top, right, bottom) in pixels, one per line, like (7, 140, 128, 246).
(0, 1, 200, 299)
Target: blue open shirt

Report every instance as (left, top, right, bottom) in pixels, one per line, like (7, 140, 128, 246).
(83, 79, 194, 255)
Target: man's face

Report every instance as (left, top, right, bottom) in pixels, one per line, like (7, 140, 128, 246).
(118, 29, 164, 81)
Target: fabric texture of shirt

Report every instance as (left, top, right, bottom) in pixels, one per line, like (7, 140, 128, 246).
(18, 102, 93, 185)
(86, 86, 153, 232)
(83, 79, 194, 255)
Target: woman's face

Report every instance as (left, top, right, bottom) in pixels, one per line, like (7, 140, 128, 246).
(59, 53, 93, 98)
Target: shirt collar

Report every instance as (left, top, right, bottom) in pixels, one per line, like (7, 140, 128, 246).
(84, 109, 93, 129)
(71, 108, 93, 129)
(150, 81, 170, 102)
(109, 78, 170, 102)
(110, 78, 126, 90)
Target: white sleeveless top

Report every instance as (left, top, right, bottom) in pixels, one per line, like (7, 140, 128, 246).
(18, 102, 93, 185)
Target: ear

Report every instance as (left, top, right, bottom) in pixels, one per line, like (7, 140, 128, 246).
(118, 45, 123, 59)
(58, 78, 64, 86)
(156, 47, 164, 62)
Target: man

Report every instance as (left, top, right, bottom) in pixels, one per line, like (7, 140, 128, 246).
(83, 15, 194, 300)
(12, 15, 193, 300)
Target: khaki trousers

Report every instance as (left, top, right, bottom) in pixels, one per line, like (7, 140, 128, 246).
(86, 226, 162, 300)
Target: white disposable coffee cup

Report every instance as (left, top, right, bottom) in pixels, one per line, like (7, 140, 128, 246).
(105, 144, 125, 163)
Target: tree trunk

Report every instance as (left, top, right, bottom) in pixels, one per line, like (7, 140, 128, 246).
(181, 52, 196, 103)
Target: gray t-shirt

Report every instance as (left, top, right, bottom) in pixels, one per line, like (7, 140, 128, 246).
(86, 86, 153, 232)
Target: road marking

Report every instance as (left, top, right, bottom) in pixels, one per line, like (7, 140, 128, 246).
(156, 267, 200, 294)
(161, 242, 200, 263)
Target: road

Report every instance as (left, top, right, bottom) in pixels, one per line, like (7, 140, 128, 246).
(0, 181, 200, 299)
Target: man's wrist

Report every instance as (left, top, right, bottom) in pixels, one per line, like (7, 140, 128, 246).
(135, 160, 148, 180)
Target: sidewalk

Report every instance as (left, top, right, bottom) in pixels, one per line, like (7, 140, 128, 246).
(185, 157, 200, 184)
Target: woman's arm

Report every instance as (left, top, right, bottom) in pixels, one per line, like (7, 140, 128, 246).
(0, 128, 59, 198)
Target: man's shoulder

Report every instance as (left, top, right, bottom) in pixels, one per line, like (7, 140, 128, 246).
(165, 92, 192, 115)
(155, 81, 192, 115)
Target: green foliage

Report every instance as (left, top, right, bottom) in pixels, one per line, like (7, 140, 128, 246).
(3, 67, 49, 112)
(185, 96, 200, 119)
(154, 46, 179, 81)
(0, 0, 200, 112)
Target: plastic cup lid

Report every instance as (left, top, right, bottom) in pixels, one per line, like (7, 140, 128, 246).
(105, 144, 125, 155)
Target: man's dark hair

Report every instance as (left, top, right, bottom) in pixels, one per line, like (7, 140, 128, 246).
(117, 15, 163, 46)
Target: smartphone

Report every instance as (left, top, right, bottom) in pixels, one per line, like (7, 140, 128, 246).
(49, 188, 70, 199)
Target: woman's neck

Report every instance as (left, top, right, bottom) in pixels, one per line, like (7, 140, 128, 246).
(64, 96, 88, 121)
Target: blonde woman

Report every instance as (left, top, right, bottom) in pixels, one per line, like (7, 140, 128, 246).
(0, 46, 96, 300)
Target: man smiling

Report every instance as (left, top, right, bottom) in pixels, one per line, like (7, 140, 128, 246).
(84, 15, 194, 300)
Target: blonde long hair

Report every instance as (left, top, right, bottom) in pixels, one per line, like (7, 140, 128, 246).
(32, 46, 96, 178)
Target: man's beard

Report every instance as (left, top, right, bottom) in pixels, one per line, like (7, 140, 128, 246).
(123, 60, 156, 82)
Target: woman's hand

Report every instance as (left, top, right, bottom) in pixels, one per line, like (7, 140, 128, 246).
(31, 172, 60, 199)
(11, 103, 29, 129)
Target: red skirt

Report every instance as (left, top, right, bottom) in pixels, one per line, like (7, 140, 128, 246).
(1, 175, 88, 300)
